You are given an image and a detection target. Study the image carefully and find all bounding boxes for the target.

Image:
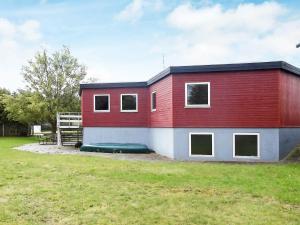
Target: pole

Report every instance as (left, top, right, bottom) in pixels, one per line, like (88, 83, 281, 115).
(2, 124, 4, 137)
(57, 112, 62, 146)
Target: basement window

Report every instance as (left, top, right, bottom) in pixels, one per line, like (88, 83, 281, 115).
(189, 133, 214, 157)
(121, 94, 138, 112)
(151, 91, 156, 112)
(233, 133, 260, 158)
(185, 82, 210, 108)
(94, 94, 110, 112)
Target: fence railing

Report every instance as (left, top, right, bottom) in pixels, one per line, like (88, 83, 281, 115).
(57, 112, 82, 146)
(57, 112, 82, 129)
(0, 123, 29, 137)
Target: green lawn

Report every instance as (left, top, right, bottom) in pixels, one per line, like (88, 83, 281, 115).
(0, 137, 299, 225)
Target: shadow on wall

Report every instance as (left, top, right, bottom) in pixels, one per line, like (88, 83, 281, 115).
(279, 128, 300, 159)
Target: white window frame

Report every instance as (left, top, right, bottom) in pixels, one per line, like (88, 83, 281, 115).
(189, 132, 215, 157)
(120, 93, 138, 112)
(185, 82, 210, 108)
(94, 94, 110, 112)
(151, 91, 157, 112)
(233, 133, 260, 159)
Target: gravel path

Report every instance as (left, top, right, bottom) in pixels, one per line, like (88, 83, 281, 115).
(15, 143, 171, 162)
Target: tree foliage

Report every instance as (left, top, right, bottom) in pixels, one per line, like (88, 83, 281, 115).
(4, 47, 87, 132)
(0, 88, 11, 124)
(3, 91, 47, 126)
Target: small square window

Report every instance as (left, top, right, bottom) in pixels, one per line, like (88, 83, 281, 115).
(94, 95, 110, 112)
(121, 94, 138, 112)
(185, 82, 210, 108)
(189, 133, 214, 156)
(233, 133, 259, 158)
(151, 91, 156, 111)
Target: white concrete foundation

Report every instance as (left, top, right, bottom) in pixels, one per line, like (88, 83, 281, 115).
(83, 127, 300, 161)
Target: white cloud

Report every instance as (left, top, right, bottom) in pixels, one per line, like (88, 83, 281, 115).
(116, 0, 164, 22)
(167, 2, 284, 33)
(0, 18, 41, 42)
(0, 18, 16, 38)
(19, 20, 41, 41)
(0, 18, 43, 90)
(163, 1, 300, 66)
(117, 0, 144, 22)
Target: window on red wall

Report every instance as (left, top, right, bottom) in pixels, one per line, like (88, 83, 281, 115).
(121, 94, 138, 112)
(94, 94, 110, 112)
(151, 91, 156, 112)
(185, 82, 210, 108)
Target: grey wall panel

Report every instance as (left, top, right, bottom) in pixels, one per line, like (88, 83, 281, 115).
(82, 127, 293, 162)
(173, 128, 279, 161)
(83, 127, 149, 146)
(83, 127, 175, 158)
(279, 128, 300, 159)
(148, 128, 174, 158)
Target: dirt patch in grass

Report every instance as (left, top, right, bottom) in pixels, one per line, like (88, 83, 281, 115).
(15, 143, 171, 162)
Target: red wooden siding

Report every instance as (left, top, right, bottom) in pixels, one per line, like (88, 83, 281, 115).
(172, 70, 281, 128)
(81, 69, 300, 128)
(280, 71, 300, 127)
(82, 88, 149, 127)
(149, 75, 173, 127)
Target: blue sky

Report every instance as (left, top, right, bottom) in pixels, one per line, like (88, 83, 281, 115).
(0, 0, 300, 90)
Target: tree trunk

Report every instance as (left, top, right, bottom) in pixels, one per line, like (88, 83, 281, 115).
(27, 124, 32, 136)
(50, 121, 57, 134)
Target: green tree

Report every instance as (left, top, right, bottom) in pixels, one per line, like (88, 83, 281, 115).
(3, 91, 47, 127)
(0, 88, 11, 124)
(3, 91, 47, 135)
(4, 47, 87, 133)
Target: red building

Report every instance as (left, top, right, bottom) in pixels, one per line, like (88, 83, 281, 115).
(80, 61, 300, 161)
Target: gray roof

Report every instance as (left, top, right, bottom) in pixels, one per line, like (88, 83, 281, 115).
(80, 82, 147, 90)
(80, 61, 300, 94)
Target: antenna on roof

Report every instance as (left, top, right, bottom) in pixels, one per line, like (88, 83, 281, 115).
(162, 53, 166, 69)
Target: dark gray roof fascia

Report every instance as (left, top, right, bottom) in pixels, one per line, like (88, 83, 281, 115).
(80, 81, 147, 89)
(80, 61, 300, 94)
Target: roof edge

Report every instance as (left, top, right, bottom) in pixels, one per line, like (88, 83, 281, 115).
(80, 61, 300, 95)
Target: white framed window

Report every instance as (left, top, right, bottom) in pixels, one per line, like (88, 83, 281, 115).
(185, 82, 210, 108)
(233, 133, 260, 158)
(189, 132, 214, 157)
(94, 94, 110, 112)
(120, 94, 138, 112)
(151, 91, 156, 112)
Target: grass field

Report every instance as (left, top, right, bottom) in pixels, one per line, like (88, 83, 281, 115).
(0, 137, 299, 225)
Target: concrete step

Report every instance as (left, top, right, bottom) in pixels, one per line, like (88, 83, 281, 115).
(283, 144, 300, 161)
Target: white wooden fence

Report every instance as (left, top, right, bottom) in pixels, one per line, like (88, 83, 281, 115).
(57, 112, 82, 146)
